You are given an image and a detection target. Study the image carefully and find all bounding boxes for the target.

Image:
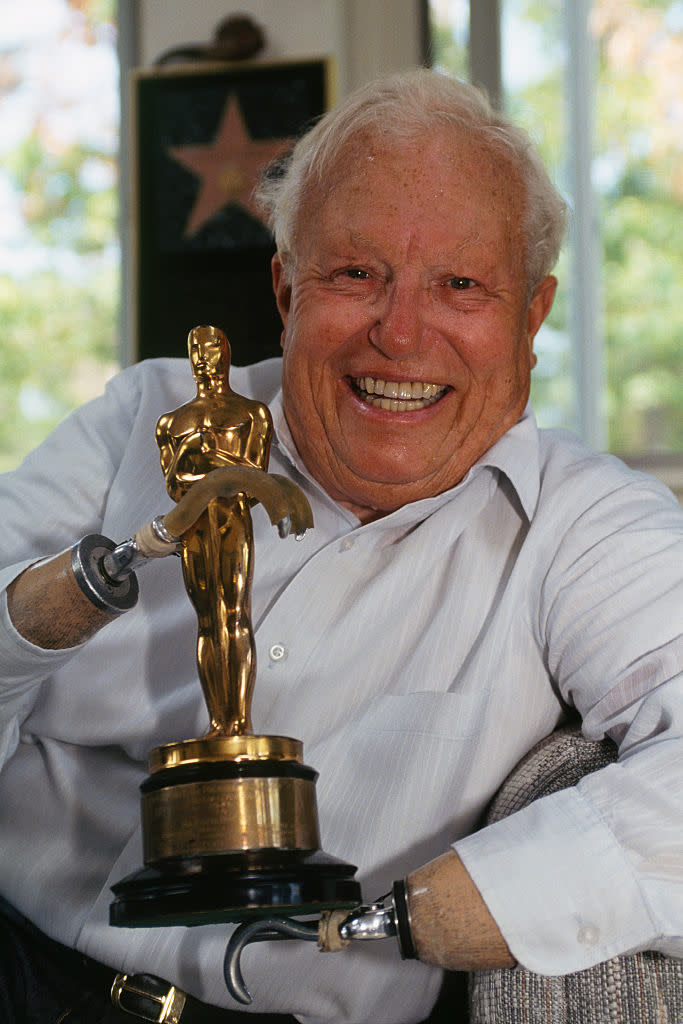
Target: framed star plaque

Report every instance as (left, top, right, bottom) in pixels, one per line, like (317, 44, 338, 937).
(131, 58, 332, 364)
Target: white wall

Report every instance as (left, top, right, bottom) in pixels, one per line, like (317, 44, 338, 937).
(137, 0, 423, 97)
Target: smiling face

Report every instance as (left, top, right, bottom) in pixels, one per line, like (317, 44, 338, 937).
(272, 129, 556, 521)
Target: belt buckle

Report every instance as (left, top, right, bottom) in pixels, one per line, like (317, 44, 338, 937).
(111, 972, 187, 1023)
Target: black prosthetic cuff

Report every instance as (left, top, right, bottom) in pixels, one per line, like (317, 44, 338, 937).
(392, 878, 417, 959)
(71, 534, 139, 615)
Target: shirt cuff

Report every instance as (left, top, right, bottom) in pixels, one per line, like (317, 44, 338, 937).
(453, 785, 656, 975)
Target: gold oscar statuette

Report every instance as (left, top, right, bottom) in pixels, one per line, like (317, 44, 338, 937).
(110, 326, 360, 926)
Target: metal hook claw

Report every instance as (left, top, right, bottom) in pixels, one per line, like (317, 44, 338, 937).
(277, 515, 292, 538)
(223, 917, 319, 1004)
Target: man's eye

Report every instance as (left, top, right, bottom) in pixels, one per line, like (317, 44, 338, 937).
(447, 276, 475, 290)
(344, 268, 370, 280)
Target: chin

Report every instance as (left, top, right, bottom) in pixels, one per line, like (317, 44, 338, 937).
(344, 455, 428, 489)
(339, 461, 447, 509)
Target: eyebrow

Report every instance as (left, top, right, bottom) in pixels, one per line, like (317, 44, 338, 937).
(332, 227, 510, 284)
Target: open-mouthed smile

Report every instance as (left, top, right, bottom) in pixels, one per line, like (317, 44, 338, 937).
(352, 376, 447, 411)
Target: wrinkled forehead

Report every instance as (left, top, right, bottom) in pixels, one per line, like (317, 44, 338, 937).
(337, 115, 515, 168)
(297, 126, 528, 255)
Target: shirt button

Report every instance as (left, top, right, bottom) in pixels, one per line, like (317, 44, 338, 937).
(269, 643, 286, 662)
(339, 536, 355, 552)
(577, 925, 599, 946)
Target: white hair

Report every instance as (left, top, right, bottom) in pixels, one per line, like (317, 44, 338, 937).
(255, 68, 567, 297)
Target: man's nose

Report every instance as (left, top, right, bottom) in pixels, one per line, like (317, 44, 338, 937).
(368, 280, 426, 359)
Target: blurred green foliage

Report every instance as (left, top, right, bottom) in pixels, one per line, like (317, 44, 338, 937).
(0, 0, 119, 472)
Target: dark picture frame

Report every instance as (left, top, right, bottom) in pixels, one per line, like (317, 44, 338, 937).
(131, 58, 332, 364)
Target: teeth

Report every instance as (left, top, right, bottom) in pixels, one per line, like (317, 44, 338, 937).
(368, 396, 427, 411)
(354, 376, 445, 411)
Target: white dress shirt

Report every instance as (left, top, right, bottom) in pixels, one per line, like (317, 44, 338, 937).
(0, 356, 681, 1024)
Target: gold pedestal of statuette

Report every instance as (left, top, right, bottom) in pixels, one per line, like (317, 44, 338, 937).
(142, 737, 320, 863)
(110, 732, 359, 927)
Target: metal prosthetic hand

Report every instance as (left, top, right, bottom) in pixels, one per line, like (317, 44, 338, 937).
(70, 465, 313, 615)
(224, 882, 417, 1005)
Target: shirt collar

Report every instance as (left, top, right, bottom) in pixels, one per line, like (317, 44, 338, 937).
(269, 391, 541, 525)
(475, 404, 541, 521)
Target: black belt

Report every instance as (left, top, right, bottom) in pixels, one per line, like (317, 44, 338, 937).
(108, 968, 469, 1023)
(0, 895, 466, 1022)
(0, 890, 294, 1024)
(110, 971, 195, 1022)
(109, 969, 297, 1023)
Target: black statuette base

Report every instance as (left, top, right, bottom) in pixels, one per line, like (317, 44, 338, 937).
(110, 849, 361, 928)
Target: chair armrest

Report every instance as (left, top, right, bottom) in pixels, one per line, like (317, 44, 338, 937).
(468, 722, 681, 1024)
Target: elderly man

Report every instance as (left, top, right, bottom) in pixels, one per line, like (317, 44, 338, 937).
(0, 70, 680, 1024)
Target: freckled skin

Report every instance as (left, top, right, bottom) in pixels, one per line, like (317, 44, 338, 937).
(272, 130, 557, 522)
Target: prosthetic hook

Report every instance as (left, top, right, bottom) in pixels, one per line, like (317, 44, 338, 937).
(70, 466, 313, 614)
(223, 881, 416, 1005)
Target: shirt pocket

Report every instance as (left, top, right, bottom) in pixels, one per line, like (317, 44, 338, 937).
(311, 690, 487, 874)
(355, 690, 482, 742)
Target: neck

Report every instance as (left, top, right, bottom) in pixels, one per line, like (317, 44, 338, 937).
(195, 378, 227, 396)
(339, 500, 389, 524)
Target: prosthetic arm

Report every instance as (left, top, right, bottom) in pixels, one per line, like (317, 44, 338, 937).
(7, 465, 313, 650)
(224, 853, 512, 1004)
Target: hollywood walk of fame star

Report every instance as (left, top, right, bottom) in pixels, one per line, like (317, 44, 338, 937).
(168, 94, 293, 238)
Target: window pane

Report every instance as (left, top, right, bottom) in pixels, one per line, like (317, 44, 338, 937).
(500, 0, 576, 435)
(501, 0, 683, 455)
(593, 0, 683, 455)
(428, 0, 470, 78)
(0, 0, 120, 472)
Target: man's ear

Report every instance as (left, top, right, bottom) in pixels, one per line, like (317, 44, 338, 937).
(271, 253, 292, 329)
(526, 275, 557, 367)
